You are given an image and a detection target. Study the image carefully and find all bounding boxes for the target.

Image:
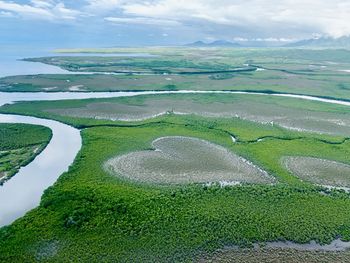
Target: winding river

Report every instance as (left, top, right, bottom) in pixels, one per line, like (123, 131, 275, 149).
(0, 114, 81, 226)
(1, 90, 350, 228)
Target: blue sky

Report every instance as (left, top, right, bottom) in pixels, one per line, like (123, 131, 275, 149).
(1, 0, 350, 49)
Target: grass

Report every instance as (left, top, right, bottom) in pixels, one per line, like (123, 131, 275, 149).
(0, 123, 52, 183)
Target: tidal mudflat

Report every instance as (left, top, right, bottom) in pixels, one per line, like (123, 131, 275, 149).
(46, 93, 350, 136)
(283, 156, 350, 188)
(105, 136, 273, 185)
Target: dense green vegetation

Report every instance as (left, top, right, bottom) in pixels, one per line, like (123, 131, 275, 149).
(0, 123, 52, 183)
(1, 95, 350, 261)
(23, 53, 254, 74)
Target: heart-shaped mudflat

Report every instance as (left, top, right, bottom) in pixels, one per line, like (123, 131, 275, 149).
(283, 156, 350, 188)
(104, 136, 274, 185)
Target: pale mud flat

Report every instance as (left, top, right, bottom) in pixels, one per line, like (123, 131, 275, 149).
(0, 171, 7, 180)
(48, 97, 350, 137)
(262, 239, 350, 251)
(43, 87, 58, 91)
(104, 136, 274, 185)
(200, 239, 350, 262)
(283, 157, 350, 188)
(68, 85, 86, 91)
(200, 247, 350, 263)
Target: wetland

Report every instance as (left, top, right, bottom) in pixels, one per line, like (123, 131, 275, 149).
(2, 47, 350, 262)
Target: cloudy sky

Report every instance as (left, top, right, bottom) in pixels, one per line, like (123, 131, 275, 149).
(1, 0, 350, 48)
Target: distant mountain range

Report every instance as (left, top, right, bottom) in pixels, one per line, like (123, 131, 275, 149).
(185, 40, 241, 47)
(186, 37, 350, 49)
(285, 36, 350, 48)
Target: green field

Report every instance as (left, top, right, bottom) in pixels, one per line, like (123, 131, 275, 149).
(0, 123, 52, 184)
(1, 93, 350, 261)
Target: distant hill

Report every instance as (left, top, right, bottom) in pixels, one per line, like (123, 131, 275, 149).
(185, 40, 241, 47)
(186, 37, 350, 48)
(286, 36, 350, 48)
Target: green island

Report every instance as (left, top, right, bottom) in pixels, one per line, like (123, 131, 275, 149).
(1, 48, 350, 101)
(0, 123, 52, 184)
(1, 89, 350, 261)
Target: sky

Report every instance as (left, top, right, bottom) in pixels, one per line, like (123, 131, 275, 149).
(1, 0, 350, 49)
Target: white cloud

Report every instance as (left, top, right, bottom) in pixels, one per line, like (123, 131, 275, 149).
(30, 0, 55, 8)
(84, 0, 125, 13)
(233, 37, 249, 42)
(105, 16, 180, 26)
(0, 0, 81, 21)
(251, 37, 297, 42)
(0, 10, 13, 17)
(2, 0, 350, 40)
(118, 0, 350, 38)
